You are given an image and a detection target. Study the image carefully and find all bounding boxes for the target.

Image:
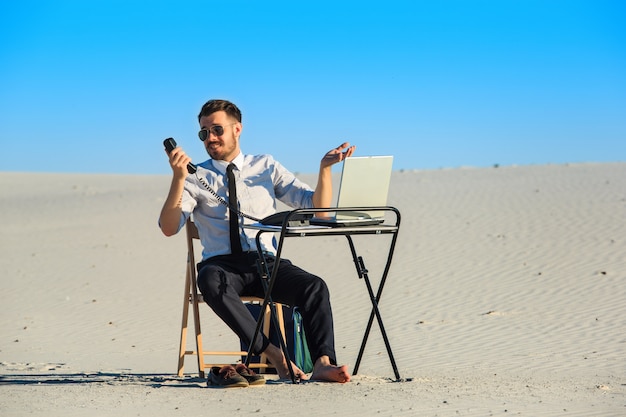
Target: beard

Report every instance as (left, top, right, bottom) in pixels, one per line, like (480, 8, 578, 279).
(205, 132, 239, 161)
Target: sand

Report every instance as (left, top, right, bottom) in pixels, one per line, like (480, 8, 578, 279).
(1, 162, 624, 416)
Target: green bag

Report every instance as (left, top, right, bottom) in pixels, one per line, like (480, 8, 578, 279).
(292, 307, 313, 373)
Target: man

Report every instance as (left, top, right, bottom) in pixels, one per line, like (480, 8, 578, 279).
(159, 99, 355, 384)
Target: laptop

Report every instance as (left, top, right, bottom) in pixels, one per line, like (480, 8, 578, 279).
(310, 155, 394, 227)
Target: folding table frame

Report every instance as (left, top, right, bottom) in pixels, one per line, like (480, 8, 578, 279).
(244, 206, 402, 383)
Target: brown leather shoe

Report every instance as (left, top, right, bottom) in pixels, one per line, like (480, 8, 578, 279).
(235, 364, 266, 386)
(207, 365, 249, 388)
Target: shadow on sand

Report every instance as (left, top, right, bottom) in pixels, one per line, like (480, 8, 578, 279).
(0, 372, 206, 389)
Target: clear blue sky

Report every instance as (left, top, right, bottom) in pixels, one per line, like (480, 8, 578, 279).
(1, 0, 624, 174)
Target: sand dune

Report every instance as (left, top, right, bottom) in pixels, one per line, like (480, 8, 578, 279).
(1, 163, 624, 416)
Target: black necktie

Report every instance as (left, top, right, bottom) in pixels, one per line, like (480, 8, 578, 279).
(226, 163, 243, 255)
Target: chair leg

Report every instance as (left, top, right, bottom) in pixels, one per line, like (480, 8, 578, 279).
(256, 302, 286, 373)
(276, 304, 286, 343)
(177, 261, 192, 377)
(191, 279, 205, 378)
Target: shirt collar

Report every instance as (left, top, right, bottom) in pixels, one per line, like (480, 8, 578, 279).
(211, 152, 244, 174)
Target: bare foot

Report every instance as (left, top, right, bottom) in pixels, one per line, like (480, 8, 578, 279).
(277, 361, 309, 381)
(311, 364, 351, 383)
(311, 357, 351, 383)
(264, 344, 309, 381)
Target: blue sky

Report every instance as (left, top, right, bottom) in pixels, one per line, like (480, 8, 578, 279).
(1, 0, 624, 174)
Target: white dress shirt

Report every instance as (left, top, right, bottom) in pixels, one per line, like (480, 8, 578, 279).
(176, 152, 315, 260)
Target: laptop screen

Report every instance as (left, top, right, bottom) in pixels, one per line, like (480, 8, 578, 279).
(335, 156, 394, 219)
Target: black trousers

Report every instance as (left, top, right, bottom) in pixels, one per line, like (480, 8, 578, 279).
(196, 252, 337, 365)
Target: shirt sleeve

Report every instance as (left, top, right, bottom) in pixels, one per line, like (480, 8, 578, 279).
(270, 157, 315, 208)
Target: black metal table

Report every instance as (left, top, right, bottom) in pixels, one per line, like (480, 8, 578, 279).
(244, 206, 402, 383)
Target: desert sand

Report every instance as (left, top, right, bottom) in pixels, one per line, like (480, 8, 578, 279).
(1, 162, 624, 416)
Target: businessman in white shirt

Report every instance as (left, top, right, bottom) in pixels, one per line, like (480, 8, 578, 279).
(159, 99, 355, 384)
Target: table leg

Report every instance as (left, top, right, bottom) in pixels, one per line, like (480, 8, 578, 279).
(346, 236, 401, 380)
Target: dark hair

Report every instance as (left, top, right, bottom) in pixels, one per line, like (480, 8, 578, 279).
(197, 99, 242, 123)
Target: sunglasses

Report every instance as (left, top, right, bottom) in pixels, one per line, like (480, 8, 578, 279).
(198, 123, 237, 141)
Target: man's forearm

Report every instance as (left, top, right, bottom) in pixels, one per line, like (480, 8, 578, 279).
(159, 176, 186, 236)
(312, 165, 333, 209)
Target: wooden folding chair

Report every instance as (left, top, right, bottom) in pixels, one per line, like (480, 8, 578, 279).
(177, 218, 286, 378)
